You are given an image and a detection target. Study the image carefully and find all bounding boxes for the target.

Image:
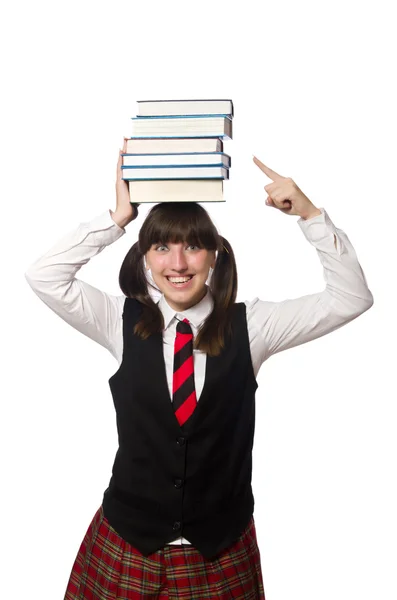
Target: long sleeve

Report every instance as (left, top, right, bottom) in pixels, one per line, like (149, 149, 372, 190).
(24, 210, 127, 361)
(245, 207, 374, 373)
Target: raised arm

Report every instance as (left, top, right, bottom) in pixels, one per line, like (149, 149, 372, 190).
(246, 158, 374, 371)
(24, 142, 140, 361)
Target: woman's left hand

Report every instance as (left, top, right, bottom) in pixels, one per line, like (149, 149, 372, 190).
(253, 156, 321, 219)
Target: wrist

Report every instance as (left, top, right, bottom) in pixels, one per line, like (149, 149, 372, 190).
(110, 209, 134, 229)
(301, 207, 322, 220)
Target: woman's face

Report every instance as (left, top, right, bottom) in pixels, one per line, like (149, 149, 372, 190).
(145, 241, 216, 311)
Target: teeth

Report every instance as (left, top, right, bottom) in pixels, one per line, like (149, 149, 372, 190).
(167, 276, 192, 283)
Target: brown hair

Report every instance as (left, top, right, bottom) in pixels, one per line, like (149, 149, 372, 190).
(119, 202, 238, 356)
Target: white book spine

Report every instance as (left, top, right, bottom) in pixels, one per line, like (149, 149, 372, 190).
(128, 179, 225, 202)
(122, 166, 229, 180)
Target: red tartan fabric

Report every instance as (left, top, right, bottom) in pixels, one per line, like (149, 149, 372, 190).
(64, 505, 266, 599)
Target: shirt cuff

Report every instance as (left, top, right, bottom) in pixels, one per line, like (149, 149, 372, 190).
(84, 209, 127, 235)
(297, 207, 338, 244)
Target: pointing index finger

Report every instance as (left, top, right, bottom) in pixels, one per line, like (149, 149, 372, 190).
(253, 156, 284, 180)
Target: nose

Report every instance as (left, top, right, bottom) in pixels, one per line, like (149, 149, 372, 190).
(167, 247, 189, 272)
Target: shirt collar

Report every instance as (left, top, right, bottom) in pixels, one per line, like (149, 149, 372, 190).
(158, 286, 214, 330)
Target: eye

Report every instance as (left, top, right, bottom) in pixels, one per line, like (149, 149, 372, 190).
(154, 243, 200, 251)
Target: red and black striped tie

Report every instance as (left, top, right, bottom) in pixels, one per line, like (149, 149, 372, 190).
(172, 318, 197, 426)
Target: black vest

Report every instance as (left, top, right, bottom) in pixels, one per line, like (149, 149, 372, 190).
(101, 297, 258, 559)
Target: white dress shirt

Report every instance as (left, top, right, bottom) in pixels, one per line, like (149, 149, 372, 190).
(24, 207, 374, 544)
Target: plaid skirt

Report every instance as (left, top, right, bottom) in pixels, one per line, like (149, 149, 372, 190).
(64, 504, 266, 599)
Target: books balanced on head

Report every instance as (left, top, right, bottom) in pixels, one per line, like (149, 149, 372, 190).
(122, 99, 233, 203)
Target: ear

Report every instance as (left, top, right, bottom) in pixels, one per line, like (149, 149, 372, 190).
(210, 250, 216, 270)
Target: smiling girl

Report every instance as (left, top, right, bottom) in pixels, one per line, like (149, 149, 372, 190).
(25, 140, 373, 599)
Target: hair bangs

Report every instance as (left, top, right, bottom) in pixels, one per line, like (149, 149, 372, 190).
(140, 203, 220, 253)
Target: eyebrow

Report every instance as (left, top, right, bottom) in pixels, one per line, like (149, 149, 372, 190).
(154, 239, 196, 245)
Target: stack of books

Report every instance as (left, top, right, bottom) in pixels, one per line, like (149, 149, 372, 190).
(121, 99, 233, 203)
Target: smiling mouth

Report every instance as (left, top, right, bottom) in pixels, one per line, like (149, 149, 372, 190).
(166, 275, 195, 287)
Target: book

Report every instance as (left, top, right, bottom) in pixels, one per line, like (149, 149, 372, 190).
(123, 97, 233, 203)
(137, 99, 233, 117)
(128, 179, 225, 203)
(130, 115, 232, 139)
(121, 165, 229, 180)
(122, 152, 231, 168)
(126, 137, 223, 154)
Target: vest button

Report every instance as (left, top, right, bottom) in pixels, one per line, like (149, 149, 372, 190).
(173, 521, 181, 531)
(174, 478, 183, 488)
(176, 437, 186, 446)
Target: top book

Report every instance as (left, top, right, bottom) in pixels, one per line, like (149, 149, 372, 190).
(137, 99, 233, 117)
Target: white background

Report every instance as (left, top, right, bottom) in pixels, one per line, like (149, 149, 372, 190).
(1, 1, 395, 598)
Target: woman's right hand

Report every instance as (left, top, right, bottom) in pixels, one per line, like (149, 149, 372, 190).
(114, 137, 140, 224)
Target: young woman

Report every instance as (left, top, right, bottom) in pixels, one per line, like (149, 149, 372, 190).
(25, 142, 374, 599)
